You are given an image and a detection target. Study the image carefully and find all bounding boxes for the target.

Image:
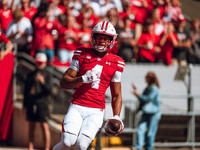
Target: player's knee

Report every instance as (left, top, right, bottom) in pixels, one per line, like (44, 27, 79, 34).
(63, 139, 74, 148)
(76, 134, 92, 150)
(76, 142, 89, 150)
(63, 132, 77, 148)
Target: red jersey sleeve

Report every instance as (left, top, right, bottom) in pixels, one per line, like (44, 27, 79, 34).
(114, 56, 125, 73)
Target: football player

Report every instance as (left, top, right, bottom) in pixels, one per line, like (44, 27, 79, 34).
(53, 21, 125, 150)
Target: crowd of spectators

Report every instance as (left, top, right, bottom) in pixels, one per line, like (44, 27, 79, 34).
(0, 0, 200, 66)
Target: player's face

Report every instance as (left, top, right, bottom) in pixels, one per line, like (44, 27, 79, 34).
(94, 34, 111, 52)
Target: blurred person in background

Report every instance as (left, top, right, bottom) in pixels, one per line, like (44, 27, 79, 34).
(76, 2, 100, 28)
(165, 0, 182, 22)
(172, 14, 191, 66)
(19, 0, 37, 21)
(23, 53, 52, 150)
(119, 2, 136, 29)
(81, 0, 101, 17)
(118, 16, 137, 62)
(0, 0, 15, 33)
(32, 1, 59, 65)
(105, 8, 124, 33)
(128, 0, 154, 25)
(61, 0, 82, 17)
(29, 0, 42, 8)
(57, 14, 78, 64)
(137, 19, 161, 63)
(156, 22, 178, 65)
(132, 71, 161, 150)
(76, 18, 92, 48)
(0, 25, 13, 60)
(187, 18, 200, 64)
(119, 1, 143, 39)
(151, 7, 165, 44)
(152, 0, 167, 19)
(61, 0, 74, 16)
(111, 0, 123, 13)
(48, 0, 65, 21)
(6, 9, 33, 54)
(71, 0, 82, 16)
(105, 7, 124, 55)
(99, 0, 117, 18)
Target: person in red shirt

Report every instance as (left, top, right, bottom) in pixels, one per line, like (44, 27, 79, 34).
(48, 0, 65, 21)
(61, 0, 80, 17)
(57, 14, 78, 64)
(152, 8, 165, 46)
(32, 1, 59, 65)
(20, 0, 37, 21)
(156, 22, 178, 65)
(0, 0, 15, 33)
(118, 2, 136, 30)
(165, 0, 182, 22)
(137, 19, 161, 63)
(52, 21, 124, 150)
(128, 0, 154, 24)
(76, 3, 100, 29)
(76, 18, 92, 48)
(152, 0, 167, 18)
(0, 28, 13, 60)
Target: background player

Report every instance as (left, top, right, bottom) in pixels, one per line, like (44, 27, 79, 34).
(52, 21, 125, 150)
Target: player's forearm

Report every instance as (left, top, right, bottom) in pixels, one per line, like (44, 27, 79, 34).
(111, 95, 122, 116)
(60, 76, 83, 89)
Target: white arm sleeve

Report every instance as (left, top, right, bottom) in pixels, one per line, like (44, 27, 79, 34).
(69, 60, 79, 71)
(111, 71, 122, 82)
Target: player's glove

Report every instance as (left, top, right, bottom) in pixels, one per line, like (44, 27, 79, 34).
(104, 115, 124, 136)
(82, 70, 99, 83)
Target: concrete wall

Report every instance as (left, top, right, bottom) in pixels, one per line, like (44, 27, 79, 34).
(105, 64, 200, 120)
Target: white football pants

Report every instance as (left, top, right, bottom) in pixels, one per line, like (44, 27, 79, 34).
(52, 103, 104, 150)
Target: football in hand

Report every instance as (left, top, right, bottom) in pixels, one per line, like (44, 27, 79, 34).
(104, 118, 123, 136)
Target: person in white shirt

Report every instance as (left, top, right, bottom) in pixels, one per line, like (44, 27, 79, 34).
(6, 9, 33, 54)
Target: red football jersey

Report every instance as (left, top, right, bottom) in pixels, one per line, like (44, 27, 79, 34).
(57, 26, 77, 51)
(156, 32, 178, 65)
(70, 47, 125, 109)
(137, 32, 157, 62)
(22, 6, 37, 20)
(0, 9, 12, 32)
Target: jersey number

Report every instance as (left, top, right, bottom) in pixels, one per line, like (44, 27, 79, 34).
(91, 65, 103, 89)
